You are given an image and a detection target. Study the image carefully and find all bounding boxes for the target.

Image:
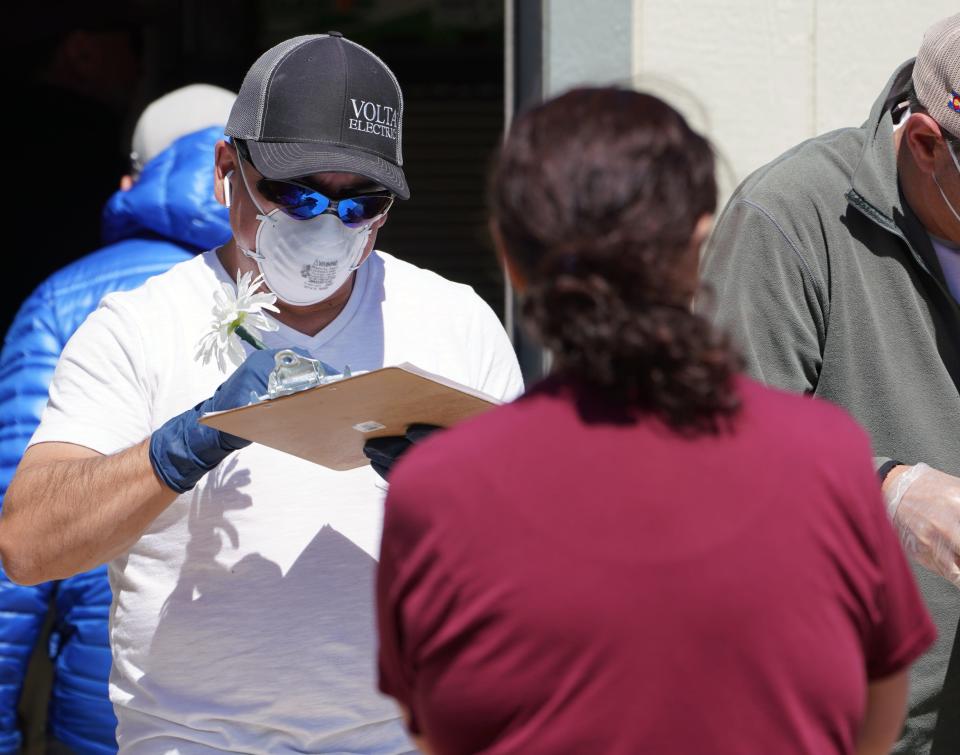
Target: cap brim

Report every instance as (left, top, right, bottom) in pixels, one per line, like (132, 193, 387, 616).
(246, 141, 409, 199)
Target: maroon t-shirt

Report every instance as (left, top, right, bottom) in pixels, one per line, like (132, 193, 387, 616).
(377, 376, 936, 755)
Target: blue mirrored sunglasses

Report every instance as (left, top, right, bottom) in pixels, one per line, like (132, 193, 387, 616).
(256, 177, 394, 224)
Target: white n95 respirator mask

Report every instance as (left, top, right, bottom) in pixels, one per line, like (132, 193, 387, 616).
(234, 159, 381, 306)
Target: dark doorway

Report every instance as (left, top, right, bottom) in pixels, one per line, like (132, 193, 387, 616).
(142, 0, 507, 317)
(7, 0, 506, 338)
(147, 0, 504, 317)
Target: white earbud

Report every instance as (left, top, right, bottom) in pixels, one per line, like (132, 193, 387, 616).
(223, 170, 234, 208)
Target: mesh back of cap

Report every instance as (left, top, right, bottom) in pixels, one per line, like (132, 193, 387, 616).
(913, 14, 960, 138)
(226, 35, 325, 139)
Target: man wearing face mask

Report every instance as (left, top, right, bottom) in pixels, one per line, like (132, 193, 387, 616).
(699, 14, 959, 754)
(0, 33, 523, 753)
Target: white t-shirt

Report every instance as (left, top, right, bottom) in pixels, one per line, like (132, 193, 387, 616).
(31, 250, 524, 754)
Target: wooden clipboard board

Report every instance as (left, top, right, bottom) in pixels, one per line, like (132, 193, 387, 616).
(199, 363, 498, 471)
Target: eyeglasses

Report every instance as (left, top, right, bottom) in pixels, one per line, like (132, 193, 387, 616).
(256, 177, 394, 225)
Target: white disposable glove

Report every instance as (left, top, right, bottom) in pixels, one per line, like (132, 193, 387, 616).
(884, 463, 960, 588)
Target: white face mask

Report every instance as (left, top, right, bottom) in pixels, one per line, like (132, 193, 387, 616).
(932, 140, 960, 226)
(235, 159, 375, 306)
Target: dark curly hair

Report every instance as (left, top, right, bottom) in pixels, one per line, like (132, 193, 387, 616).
(490, 88, 741, 433)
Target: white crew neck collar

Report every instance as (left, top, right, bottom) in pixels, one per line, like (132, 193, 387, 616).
(211, 249, 375, 351)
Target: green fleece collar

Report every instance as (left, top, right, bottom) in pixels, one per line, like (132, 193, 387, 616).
(846, 59, 914, 231)
(844, 58, 959, 296)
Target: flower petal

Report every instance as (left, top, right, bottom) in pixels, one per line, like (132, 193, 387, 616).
(247, 313, 280, 333)
(196, 268, 280, 366)
(226, 335, 246, 367)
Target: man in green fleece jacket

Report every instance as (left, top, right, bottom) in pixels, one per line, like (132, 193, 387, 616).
(700, 14, 959, 755)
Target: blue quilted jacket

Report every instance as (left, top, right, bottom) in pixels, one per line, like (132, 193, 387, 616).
(0, 127, 231, 753)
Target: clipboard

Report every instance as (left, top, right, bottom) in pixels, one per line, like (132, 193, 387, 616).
(199, 362, 499, 471)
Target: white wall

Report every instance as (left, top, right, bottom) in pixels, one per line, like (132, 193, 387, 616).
(631, 0, 956, 195)
(544, 0, 633, 95)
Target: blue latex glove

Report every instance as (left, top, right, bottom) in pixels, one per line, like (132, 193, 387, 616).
(149, 348, 301, 493)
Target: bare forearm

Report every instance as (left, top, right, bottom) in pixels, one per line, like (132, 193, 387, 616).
(856, 671, 908, 755)
(396, 704, 434, 754)
(0, 440, 178, 584)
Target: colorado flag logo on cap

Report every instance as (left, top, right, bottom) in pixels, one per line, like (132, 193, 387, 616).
(951, 90, 960, 113)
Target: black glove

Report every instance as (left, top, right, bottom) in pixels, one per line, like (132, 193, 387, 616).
(363, 423, 443, 480)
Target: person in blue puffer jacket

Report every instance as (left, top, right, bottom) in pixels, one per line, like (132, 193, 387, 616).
(0, 84, 235, 754)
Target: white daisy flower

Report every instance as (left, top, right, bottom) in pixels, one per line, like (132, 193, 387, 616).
(195, 270, 280, 371)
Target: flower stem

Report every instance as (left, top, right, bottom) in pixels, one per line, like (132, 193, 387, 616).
(235, 325, 266, 350)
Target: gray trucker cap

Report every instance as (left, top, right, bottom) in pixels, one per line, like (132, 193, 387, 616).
(225, 32, 409, 199)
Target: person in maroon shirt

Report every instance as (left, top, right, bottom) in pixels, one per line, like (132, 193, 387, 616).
(375, 88, 936, 755)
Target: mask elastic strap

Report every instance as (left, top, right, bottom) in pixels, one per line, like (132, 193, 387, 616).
(934, 140, 960, 225)
(235, 151, 273, 261)
(346, 229, 371, 272)
(933, 172, 960, 225)
(345, 213, 387, 272)
(235, 151, 267, 215)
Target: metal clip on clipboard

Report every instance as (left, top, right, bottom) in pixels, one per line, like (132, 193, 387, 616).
(253, 349, 354, 403)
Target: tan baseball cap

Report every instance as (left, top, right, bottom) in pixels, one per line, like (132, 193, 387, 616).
(913, 13, 960, 139)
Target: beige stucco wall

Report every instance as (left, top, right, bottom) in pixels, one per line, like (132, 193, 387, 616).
(535, 0, 954, 196)
(631, 0, 957, 195)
